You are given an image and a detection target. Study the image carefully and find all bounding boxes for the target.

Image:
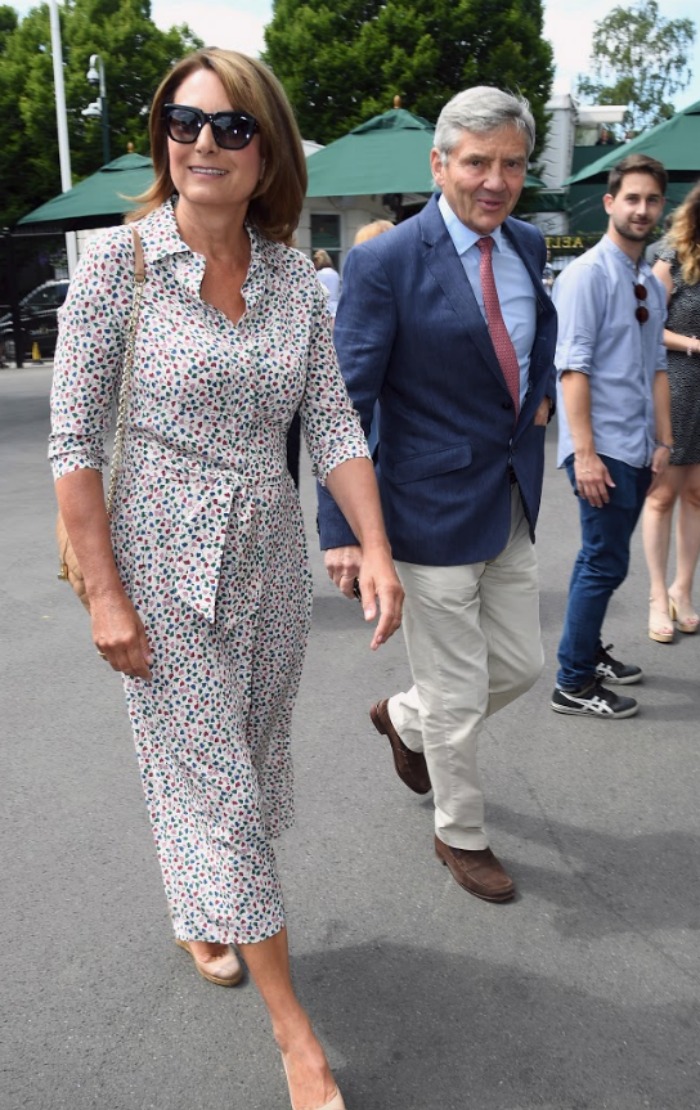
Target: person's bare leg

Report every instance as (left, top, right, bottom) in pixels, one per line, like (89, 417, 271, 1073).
(670, 464, 700, 623)
(239, 927, 338, 1110)
(642, 468, 680, 636)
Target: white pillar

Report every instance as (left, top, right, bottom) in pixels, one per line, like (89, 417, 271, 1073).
(49, 0, 77, 275)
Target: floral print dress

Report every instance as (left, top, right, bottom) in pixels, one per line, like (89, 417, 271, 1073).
(49, 200, 369, 945)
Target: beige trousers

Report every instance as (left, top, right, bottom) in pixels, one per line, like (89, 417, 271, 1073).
(389, 487, 543, 850)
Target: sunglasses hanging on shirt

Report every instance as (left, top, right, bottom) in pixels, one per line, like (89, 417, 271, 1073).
(633, 282, 649, 324)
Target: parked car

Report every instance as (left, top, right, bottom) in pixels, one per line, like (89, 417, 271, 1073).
(0, 279, 70, 362)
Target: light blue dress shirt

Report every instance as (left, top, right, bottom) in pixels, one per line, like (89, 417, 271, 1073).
(553, 234, 668, 468)
(438, 193, 536, 407)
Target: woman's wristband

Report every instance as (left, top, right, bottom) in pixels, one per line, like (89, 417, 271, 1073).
(655, 442, 673, 451)
(687, 337, 700, 356)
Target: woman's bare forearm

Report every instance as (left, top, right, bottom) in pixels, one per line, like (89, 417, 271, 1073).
(324, 456, 392, 555)
(54, 468, 125, 601)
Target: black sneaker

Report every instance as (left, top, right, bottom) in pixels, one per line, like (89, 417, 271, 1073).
(551, 681, 639, 718)
(595, 643, 643, 685)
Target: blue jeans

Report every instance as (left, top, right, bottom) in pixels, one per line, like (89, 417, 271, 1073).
(556, 454, 651, 691)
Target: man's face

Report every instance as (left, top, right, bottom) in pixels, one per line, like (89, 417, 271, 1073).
(430, 125, 529, 235)
(604, 173, 666, 243)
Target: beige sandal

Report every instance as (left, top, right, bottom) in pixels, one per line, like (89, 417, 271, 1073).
(668, 595, 699, 634)
(648, 600, 674, 644)
(175, 938, 243, 986)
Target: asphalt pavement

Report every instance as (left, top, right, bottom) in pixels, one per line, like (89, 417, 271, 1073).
(1, 364, 698, 1110)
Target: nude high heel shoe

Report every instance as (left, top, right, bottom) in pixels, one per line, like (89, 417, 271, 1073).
(668, 595, 700, 634)
(314, 1092, 345, 1110)
(281, 1058, 346, 1110)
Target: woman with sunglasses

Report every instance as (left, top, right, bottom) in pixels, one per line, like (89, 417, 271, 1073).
(643, 182, 700, 642)
(49, 48, 403, 1110)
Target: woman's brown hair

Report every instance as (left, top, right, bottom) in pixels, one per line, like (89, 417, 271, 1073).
(667, 180, 700, 286)
(128, 48, 307, 243)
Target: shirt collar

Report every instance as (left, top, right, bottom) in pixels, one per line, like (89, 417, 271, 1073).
(137, 197, 268, 274)
(600, 232, 652, 278)
(437, 192, 505, 256)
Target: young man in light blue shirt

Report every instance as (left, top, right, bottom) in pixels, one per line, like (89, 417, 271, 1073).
(551, 154, 673, 718)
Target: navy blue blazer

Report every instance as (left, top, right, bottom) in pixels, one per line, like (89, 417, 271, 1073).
(317, 194, 557, 565)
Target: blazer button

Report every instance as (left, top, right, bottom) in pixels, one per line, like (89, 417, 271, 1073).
(501, 399, 513, 410)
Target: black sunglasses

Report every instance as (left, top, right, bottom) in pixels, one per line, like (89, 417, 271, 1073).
(162, 103, 259, 150)
(633, 282, 649, 324)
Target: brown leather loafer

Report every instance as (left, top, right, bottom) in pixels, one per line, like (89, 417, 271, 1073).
(370, 699, 431, 794)
(435, 836, 515, 902)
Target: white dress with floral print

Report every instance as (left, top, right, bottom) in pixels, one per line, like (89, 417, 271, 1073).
(49, 200, 369, 945)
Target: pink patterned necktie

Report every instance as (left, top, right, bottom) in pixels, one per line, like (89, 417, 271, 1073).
(476, 236, 520, 416)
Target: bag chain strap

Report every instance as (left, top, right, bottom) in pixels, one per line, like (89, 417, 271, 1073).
(105, 228, 145, 514)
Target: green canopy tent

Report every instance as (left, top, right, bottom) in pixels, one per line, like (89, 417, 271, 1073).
(16, 118, 544, 233)
(563, 100, 700, 230)
(512, 100, 700, 238)
(15, 152, 154, 234)
(306, 106, 544, 200)
(307, 108, 436, 198)
(565, 99, 700, 186)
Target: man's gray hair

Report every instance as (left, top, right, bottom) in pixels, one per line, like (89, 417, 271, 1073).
(434, 87, 536, 162)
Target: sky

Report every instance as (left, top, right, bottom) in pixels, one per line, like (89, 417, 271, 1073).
(15, 0, 700, 115)
(149, 0, 700, 112)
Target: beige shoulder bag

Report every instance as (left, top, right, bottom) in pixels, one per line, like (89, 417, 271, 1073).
(56, 227, 146, 611)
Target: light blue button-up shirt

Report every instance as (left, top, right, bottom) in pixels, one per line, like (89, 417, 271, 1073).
(438, 193, 536, 407)
(553, 234, 667, 468)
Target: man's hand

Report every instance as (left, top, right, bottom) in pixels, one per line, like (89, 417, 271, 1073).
(574, 453, 616, 508)
(324, 545, 363, 598)
(534, 396, 552, 426)
(324, 544, 404, 649)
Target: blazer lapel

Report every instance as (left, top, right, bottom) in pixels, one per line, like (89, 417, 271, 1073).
(419, 198, 503, 378)
(500, 219, 556, 428)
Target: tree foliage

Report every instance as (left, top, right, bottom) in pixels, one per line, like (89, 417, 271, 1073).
(576, 0, 696, 134)
(0, 0, 202, 226)
(263, 0, 554, 153)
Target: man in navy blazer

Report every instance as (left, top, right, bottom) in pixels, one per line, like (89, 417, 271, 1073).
(318, 87, 556, 901)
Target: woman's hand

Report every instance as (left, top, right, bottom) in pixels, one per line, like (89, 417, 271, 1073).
(91, 591, 153, 680)
(356, 547, 404, 650)
(54, 470, 153, 679)
(324, 543, 404, 649)
(323, 456, 403, 646)
(648, 443, 671, 494)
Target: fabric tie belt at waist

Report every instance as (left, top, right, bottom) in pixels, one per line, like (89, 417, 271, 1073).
(132, 447, 284, 624)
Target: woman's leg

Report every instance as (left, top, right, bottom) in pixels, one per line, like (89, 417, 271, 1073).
(239, 928, 338, 1110)
(670, 463, 700, 620)
(642, 466, 683, 631)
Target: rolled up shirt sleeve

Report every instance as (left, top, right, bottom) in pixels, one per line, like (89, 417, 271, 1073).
(553, 261, 604, 377)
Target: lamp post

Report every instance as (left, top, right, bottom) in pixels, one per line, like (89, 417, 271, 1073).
(48, 0, 77, 277)
(83, 53, 110, 165)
